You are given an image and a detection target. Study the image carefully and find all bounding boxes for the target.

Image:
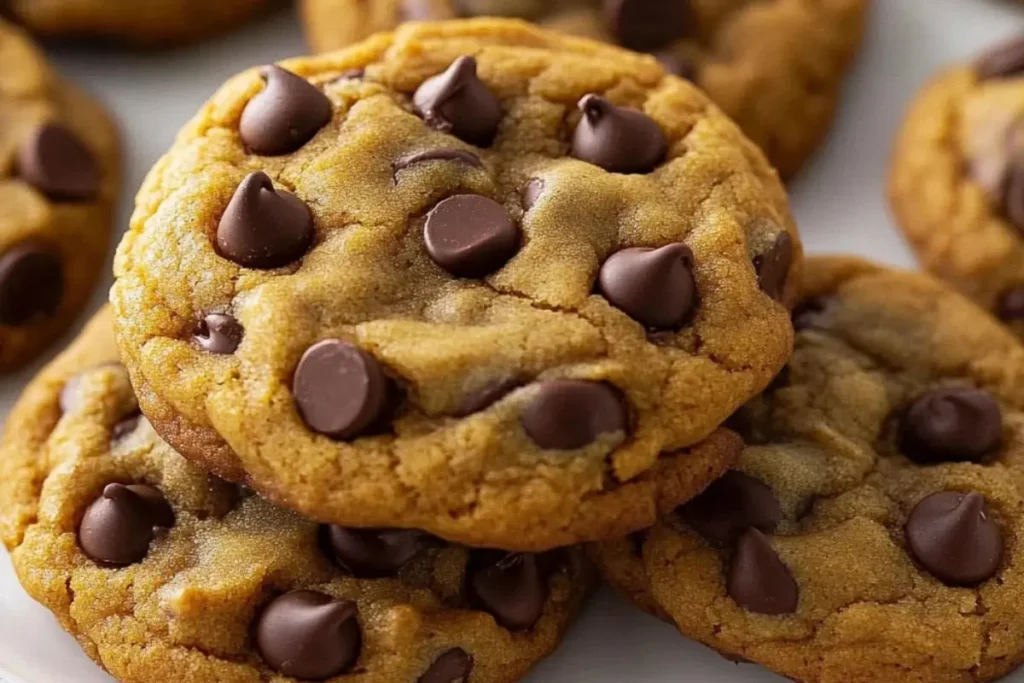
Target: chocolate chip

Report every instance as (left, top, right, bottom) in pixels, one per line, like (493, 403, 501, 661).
(17, 123, 100, 201)
(754, 233, 794, 301)
(598, 243, 696, 329)
(571, 95, 667, 174)
(977, 35, 1024, 80)
(423, 195, 520, 278)
(293, 340, 390, 439)
(414, 56, 502, 147)
(522, 179, 544, 211)
(899, 387, 1002, 464)
(0, 243, 63, 326)
(112, 410, 142, 442)
(469, 552, 547, 631)
(682, 471, 783, 545)
(997, 286, 1024, 322)
(194, 313, 244, 354)
(521, 380, 627, 450)
(216, 172, 314, 269)
(393, 148, 483, 177)
(792, 297, 828, 331)
(727, 528, 798, 615)
(325, 526, 431, 577)
(657, 51, 697, 81)
(78, 484, 175, 567)
(239, 65, 331, 156)
(255, 590, 361, 680)
(603, 0, 695, 51)
(905, 491, 1003, 586)
(1002, 163, 1024, 236)
(454, 377, 520, 416)
(418, 649, 473, 683)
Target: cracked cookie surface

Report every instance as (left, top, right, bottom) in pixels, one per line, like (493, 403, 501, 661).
(0, 18, 118, 372)
(0, 306, 595, 683)
(3, 0, 279, 47)
(111, 19, 795, 550)
(592, 256, 1024, 683)
(299, 0, 868, 179)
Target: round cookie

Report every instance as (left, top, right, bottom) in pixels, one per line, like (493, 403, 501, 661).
(3, 0, 279, 48)
(0, 18, 119, 372)
(592, 255, 1024, 683)
(0, 306, 596, 683)
(111, 19, 796, 550)
(299, 0, 869, 179)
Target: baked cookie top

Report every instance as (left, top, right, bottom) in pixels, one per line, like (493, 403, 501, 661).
(3, 0, 279, 47)
(889, 34, 1024, 340)
(0, 306, 595, 683)
(0, 18, 119, 371)
(593, 256, 1024, 683)
(111, 19, 794, 550)
(300, 0, 868, 179)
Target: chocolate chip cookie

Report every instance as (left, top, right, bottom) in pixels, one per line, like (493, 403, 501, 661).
(300, 0, 868, 179)
(0, 18, 119, 372)
(592, 256, 1024, 683)
(3, 0, 279, 47)
(0, 306, 595, 683)
(889, 34, 1024, 341)
(111, 19, 796, 550)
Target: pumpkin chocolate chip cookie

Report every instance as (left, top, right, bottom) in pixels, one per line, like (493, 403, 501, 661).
(0, 18, 119, 372)
(299, 0, 869, 179)
(0, 307, 596, 683)
(111, 19, 795, 551)
(593, 256, 1024, 683)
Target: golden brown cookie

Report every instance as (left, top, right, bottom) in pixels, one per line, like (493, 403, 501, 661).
(0, 306, 596, 683)
(593, 256, 1024, 683)
(0, 18, 119, 372)
(3, 0, 279, 47)
(300, 0, 869, 179)
(111, 19, 795, 551)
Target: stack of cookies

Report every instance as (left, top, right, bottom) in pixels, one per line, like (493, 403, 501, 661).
(7, 12, 1024, 683)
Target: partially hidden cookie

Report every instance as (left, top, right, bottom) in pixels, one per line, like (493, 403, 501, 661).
(592, 256, 1024, 683)
(3, 0, 280, 47)
(0, 18, 119, 371)
(889, 33, 1024, 341)
(299, 0, 869, 179)
(111, 19, 796, 550)
(0, 306, 596, 683)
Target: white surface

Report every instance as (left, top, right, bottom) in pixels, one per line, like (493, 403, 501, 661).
(1, 1, 1023, 681)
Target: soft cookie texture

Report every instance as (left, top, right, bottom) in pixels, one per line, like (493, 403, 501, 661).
(0, 307, 596, 683)
(0, 18, 119, 371)
(890, 34, 1024, 341)
(300, 0, 869, 179)
(593, 256, 1024, 683)
(111, 19, 795, 550)
(3, 0, 279, 47)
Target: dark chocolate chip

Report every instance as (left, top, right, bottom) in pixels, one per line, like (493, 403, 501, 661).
(393, 148, 483, 177)
(727, 528, 798, 615)
(414, 56, 502, 147)
(324, 526, 431, 577)
(997, 286, 1024, 322)
(469, 552, 547, 631)
(17, 123, 101, 201)
(792, 297, 828, 331)
(78, 483, 175, 567)
(682, 471, 783, 545)
(239, 65, 332, 156)
(216, 171, 314, 269)
(0, 243, 63, 326)
(571, 95, 667, 174)
(521, 380, 627, 450)
(977, 35, 1024, 80)
(454, 377, 520, 416)
(293, 340, 390, 439)
(418, 649, 473, 683)
(657, 51, 697, 81)
(603, 0, 695, 51)
(255, 590, 361, 680)
(754, 233, 794, 301)
(899, 387, 1002, 464)
(423, 194, 520, 278)
(522, 178, 544, 211)
(905, 491, 1003, 586)
(194, 313, 244, 354)
(112, 410, 143, 442)
(598, 243, 696, 329)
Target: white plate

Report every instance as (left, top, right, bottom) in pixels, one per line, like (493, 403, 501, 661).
(2, 1, 1024, 681)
